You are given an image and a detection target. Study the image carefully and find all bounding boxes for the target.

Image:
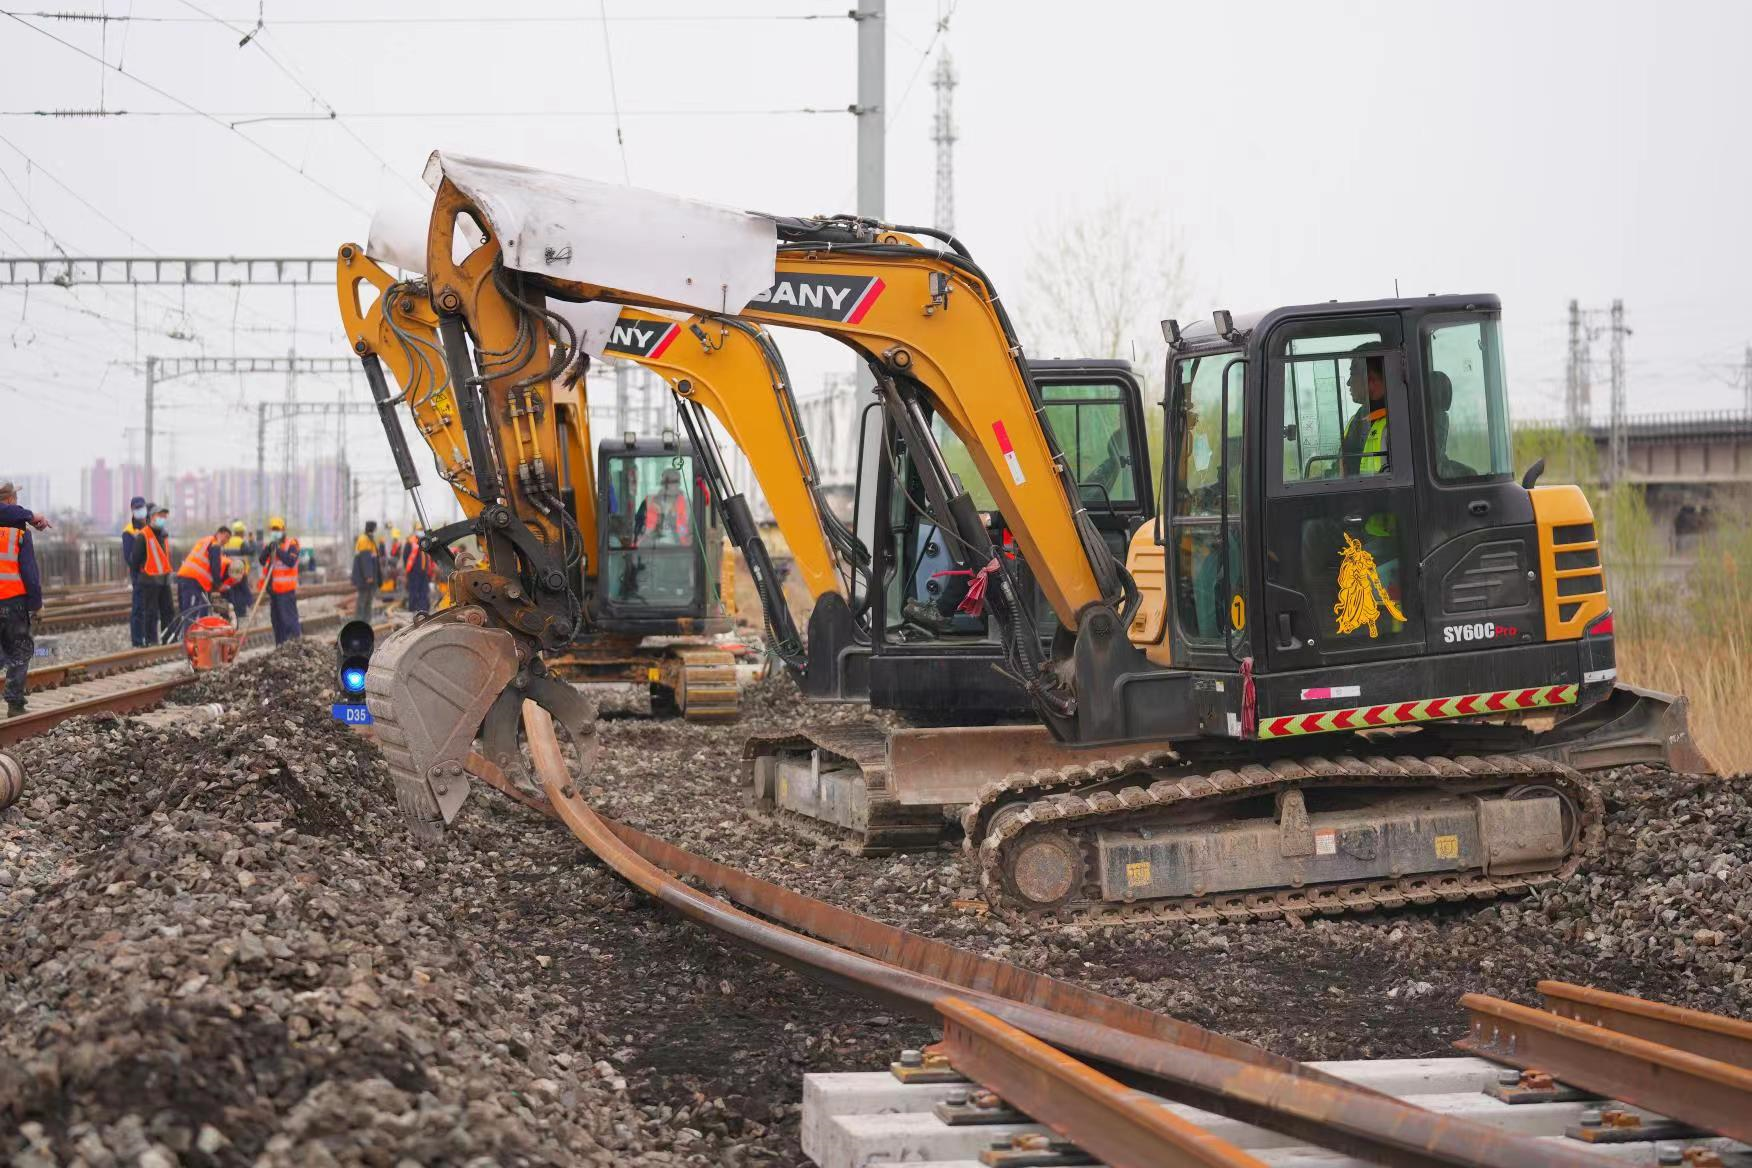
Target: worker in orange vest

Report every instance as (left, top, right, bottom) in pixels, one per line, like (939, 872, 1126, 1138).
(258, 516, 302, 644)
(217, 553, 251, 620)
(402, 527, 437, 614)
(176, 523, 233, 621)
(126, 504, 176, 645)
(0, 479, 52, 718)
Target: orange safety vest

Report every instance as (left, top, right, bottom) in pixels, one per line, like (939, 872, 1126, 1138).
(269, 538, 300, 594)
(642, 491, 690, 540)
(177, 535, 220, 590)
(140, 526, 172, 577)
(0, 527, 23, 601)
(402, 536, 435, 578)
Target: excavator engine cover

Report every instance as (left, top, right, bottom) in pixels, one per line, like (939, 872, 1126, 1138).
(366, 609, 519, 831)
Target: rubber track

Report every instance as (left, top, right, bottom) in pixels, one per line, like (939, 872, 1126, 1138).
(962, 751, 1604, 925)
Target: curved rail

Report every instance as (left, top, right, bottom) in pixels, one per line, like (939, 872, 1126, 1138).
(516, 701, 1606, 1168)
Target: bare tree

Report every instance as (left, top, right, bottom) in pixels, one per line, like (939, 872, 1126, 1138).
(1018, 194, 1194, 368)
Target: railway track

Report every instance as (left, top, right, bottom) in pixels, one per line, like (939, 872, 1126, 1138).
(489, 701, 1745, 1168)
(2, 609, 392, 748)
(35, 581, 356, 632)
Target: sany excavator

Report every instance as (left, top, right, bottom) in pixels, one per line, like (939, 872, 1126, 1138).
(361, 153, 1701, 923)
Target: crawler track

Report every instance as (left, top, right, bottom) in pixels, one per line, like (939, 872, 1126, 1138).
(500, 702, 1616, 1168)
(962, 750, 1603, 925)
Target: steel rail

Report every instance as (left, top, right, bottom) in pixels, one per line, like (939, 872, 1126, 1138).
(7, 616, 395, 746)
(1458, 993, 1752, 1143)
(1538, 980, 1752, 1071)
(937, 997, 1267, 1168)
(518, 701, 1608, 1168)
(34, 582, 358, 632)
(28, 606, 368, 692)
(0, 677, 189, 747)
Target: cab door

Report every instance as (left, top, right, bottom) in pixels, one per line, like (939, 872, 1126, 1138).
(1260, 315, 1427, 671)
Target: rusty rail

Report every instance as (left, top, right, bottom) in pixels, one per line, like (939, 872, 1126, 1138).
(937, 997, 1266, 1168)
(1538, 981, 1752, 1071)
(1458, 992, 1752, 1143)
(518, 702, 1609, 1168)
(0, 677, 189, 747)
(28, 606, 366, 693)
(35, 581, 357, 632)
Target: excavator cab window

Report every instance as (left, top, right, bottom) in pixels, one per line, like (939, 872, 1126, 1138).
(598, 441, 720, 618)
(1168, 353, 1247, 656)
(1039, 382, 1139, 507)
(1423, 316, 1513, 482)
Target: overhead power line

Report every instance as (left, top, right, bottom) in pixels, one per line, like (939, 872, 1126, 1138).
(0, 106, 843, 122)
(5, 12, 370, 215)
(1, 7, 848, 23)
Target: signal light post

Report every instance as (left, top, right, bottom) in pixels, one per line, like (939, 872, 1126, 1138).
(334, 620, 375, 725)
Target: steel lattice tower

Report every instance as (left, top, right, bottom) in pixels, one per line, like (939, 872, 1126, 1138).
(932, 51, 957, 234)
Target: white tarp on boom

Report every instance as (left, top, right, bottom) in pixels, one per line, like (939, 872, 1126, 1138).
(366, 185, 432, 275)
(423, 152, 778, 315)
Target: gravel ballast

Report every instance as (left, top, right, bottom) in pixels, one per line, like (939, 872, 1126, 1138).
(3, 652, 1745, 1164)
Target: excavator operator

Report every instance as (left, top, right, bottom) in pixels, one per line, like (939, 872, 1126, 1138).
(1341, 350, 1390, 476)
(638, 467, 692, 547)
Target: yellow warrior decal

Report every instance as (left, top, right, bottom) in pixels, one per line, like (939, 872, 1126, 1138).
(1334, 531, 1405, 638)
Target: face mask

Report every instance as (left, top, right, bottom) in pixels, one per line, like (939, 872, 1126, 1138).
(151, 518, 166, 532)
(132, 507, 147, 521)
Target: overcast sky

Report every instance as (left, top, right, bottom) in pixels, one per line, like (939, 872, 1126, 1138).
(3, 0, 1749, 510)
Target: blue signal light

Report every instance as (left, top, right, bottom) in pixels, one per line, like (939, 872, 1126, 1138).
(343, 667, 368, 693)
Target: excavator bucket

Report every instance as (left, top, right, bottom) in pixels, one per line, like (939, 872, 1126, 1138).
(365, 612, 519, 833)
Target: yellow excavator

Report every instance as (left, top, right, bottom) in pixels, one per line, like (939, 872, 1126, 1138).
(337, 243, 857, 723)
(359, 153, 1701, 922)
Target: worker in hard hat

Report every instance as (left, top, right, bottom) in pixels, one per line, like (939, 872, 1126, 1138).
(0, 480, 52, 718)
(402, 525, 436, 614)
(121, 495, 150, 646)
(127, 505, 175, 645)
(351, 519, 383, 621)
(175, 523, 233, 621)
(258, 516, 302, 644)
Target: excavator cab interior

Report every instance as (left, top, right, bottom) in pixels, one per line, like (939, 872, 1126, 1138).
(856, 358, 1153, 715)
(592, 433, 728, 634)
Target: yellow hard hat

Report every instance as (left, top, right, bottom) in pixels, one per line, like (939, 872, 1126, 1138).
(268, 516, 286, 530)
(391, 526, 403, 538)
(231, 520, 246, 534)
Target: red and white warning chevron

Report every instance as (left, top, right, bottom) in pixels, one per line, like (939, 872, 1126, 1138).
(1257, 684, 1578, 739)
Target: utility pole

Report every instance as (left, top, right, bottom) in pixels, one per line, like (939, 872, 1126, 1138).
(1608, 299, 1627, 484)
(855, 0, 885, 222)
(1743, 344, 1752, 416)
(256, 403, 267, 520)
(615, 360, 630, 436)
(143, 356, 158, 504)
(932, 50, 957, 234)
(282, 345, 297, 524)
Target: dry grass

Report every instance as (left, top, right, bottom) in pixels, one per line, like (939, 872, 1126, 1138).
(1617, 632, 1751, 776)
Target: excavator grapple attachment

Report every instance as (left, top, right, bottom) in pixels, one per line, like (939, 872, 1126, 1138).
(365, 609, 519, 833)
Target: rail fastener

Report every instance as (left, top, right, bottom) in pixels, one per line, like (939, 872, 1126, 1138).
(1457, 992, 1752, 1144)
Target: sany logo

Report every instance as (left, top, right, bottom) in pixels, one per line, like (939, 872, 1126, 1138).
(750, 273, 884, 324)
(603, 316, 681, 360)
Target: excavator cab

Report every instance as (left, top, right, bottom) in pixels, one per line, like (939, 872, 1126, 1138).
(859, 358, 1153, 715)
(1118, 295, 1620, 741)
(592, 433, 728, 635)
